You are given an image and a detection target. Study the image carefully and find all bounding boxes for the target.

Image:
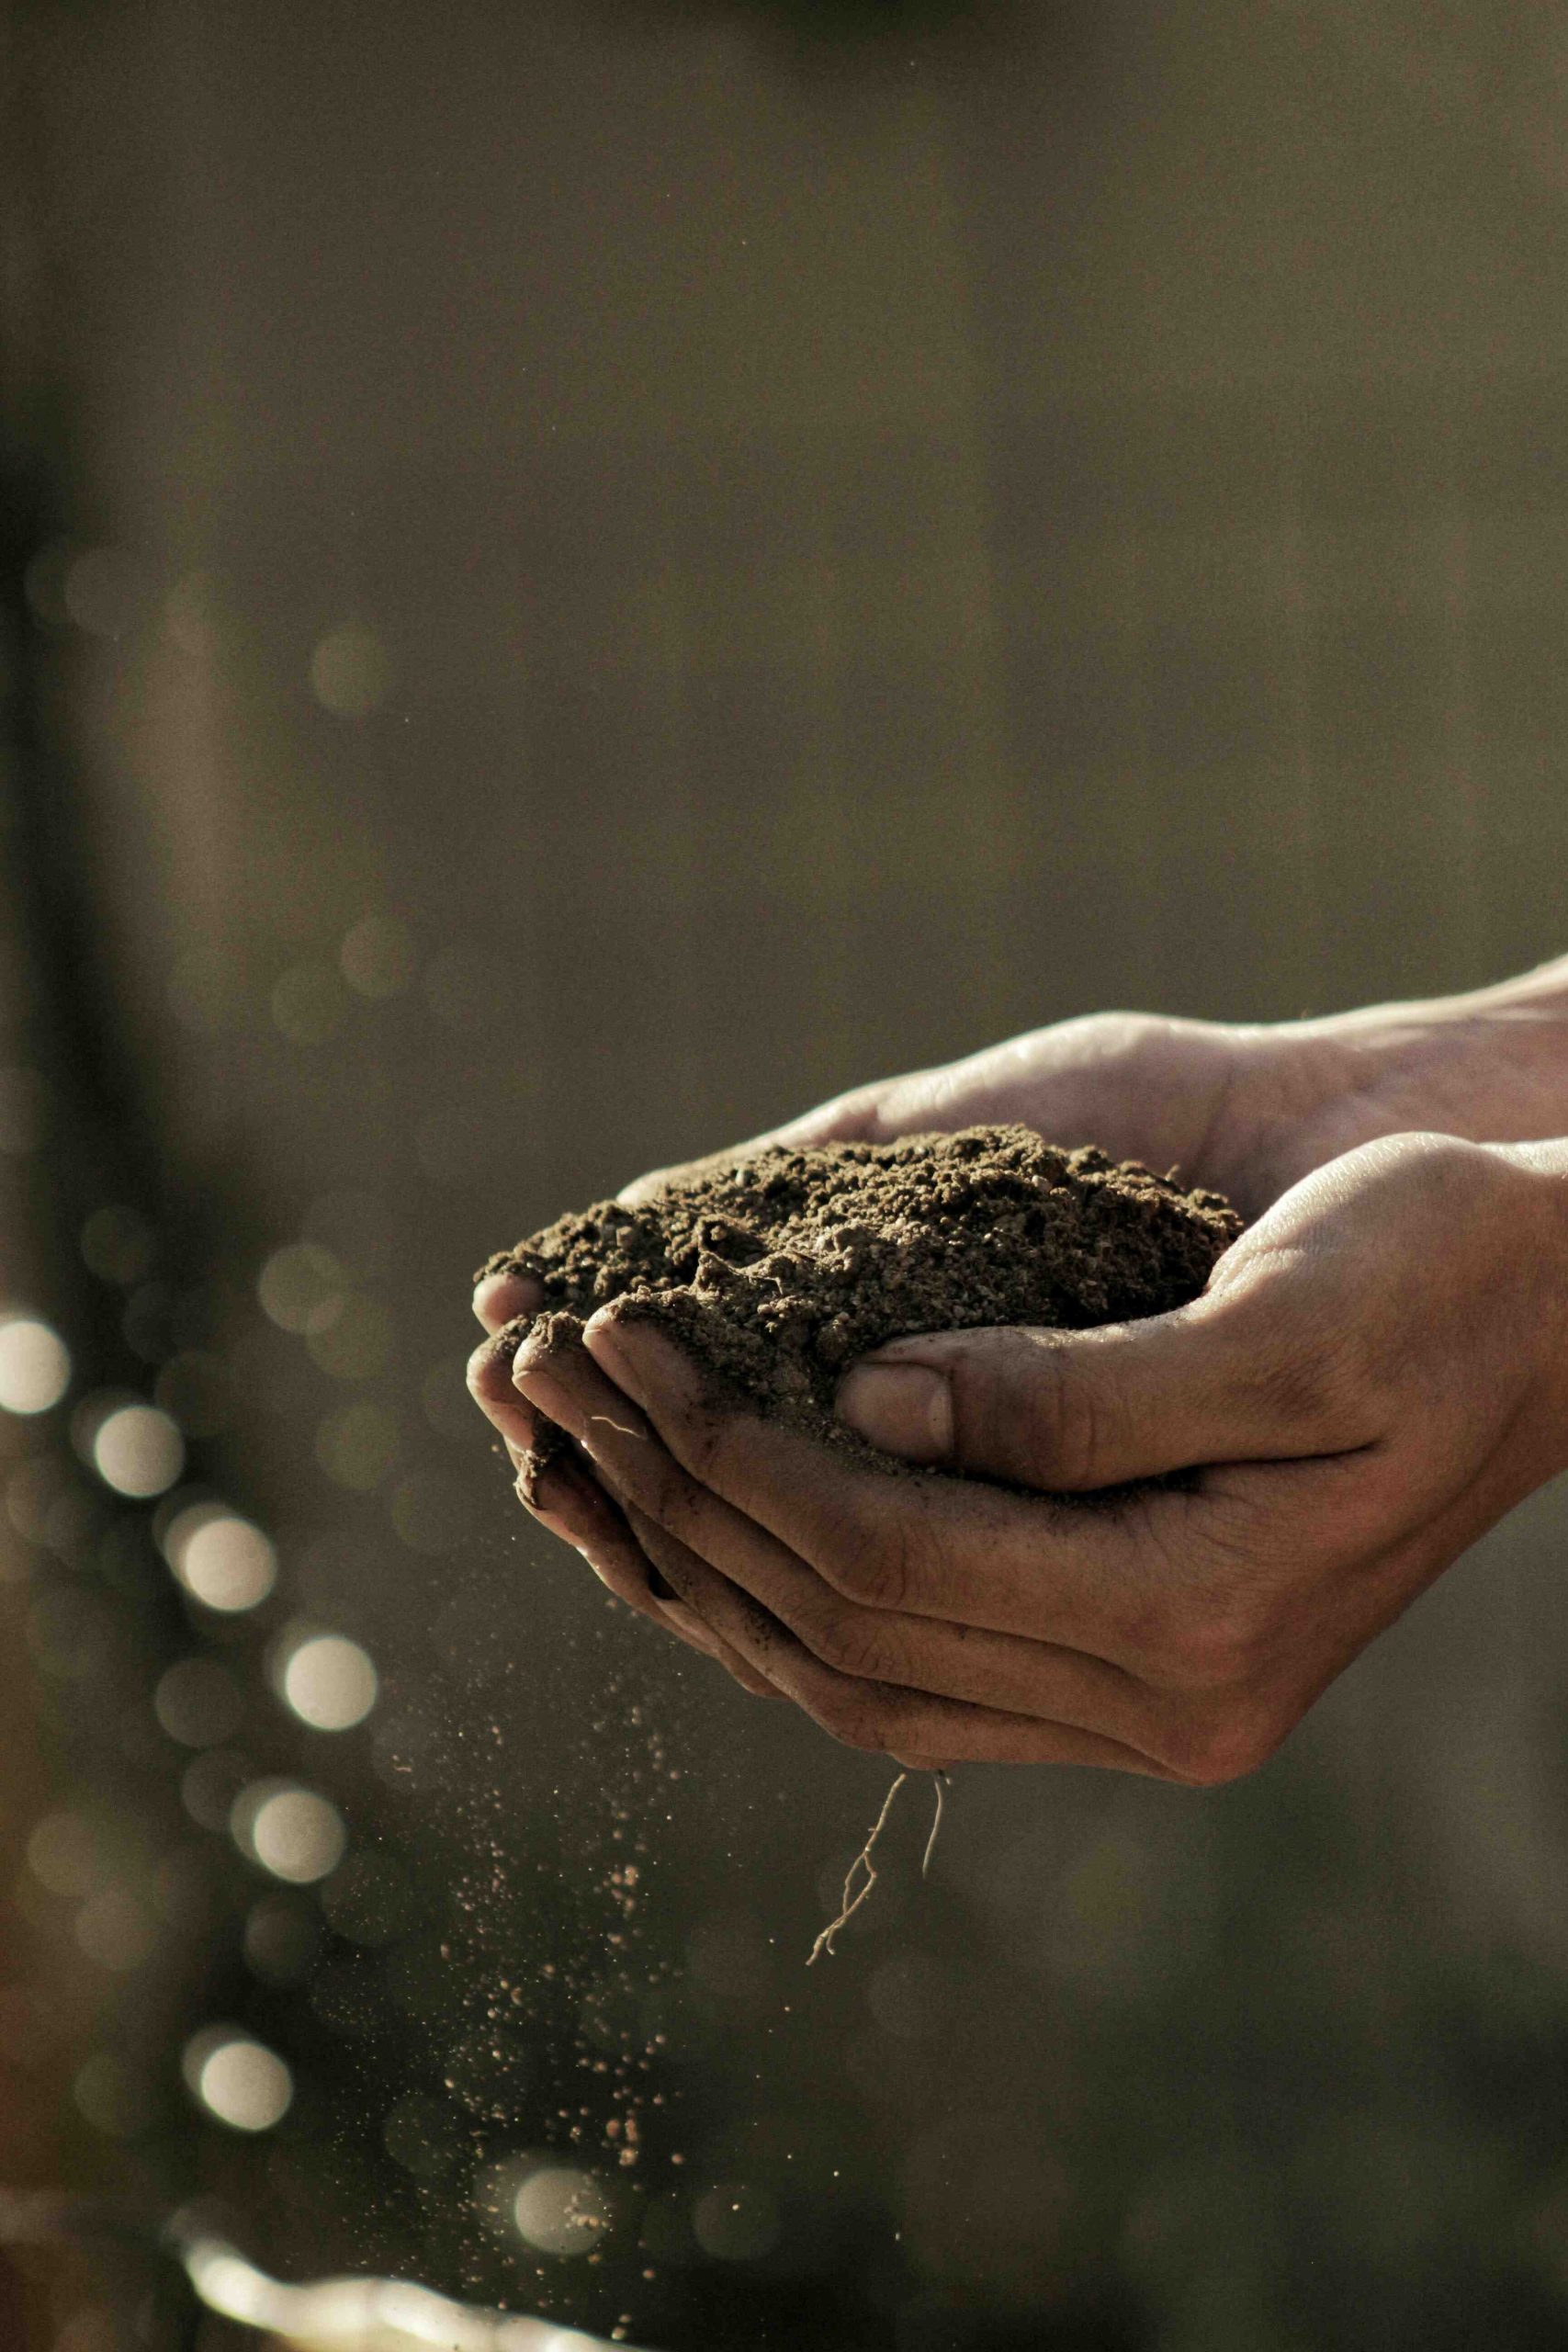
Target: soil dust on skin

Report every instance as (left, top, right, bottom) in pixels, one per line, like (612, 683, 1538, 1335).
(478, 1126, 1240, 1979)
(478, 1124, 1243, 1493)
(476, 1126, 1244, 1966)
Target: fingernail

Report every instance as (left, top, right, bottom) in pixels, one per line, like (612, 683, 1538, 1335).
(837, 1363, 953, 1463)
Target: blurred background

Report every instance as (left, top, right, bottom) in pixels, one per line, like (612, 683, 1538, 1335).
(4, 1, 1568, 2346)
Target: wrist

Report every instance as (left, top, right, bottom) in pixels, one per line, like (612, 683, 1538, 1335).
(1226, 961, 1568, 1205)
(1495, 1136, 1568, 1467)
(1303, 957, 1568, 1134)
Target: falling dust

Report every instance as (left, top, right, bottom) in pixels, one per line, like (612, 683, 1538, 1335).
(441, 1671, 691, 2334)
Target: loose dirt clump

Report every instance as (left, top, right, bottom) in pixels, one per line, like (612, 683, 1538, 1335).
(478, 1125, 1241, 1483)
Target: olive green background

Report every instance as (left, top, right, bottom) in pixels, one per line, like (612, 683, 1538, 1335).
(6, 3, 1568, 2346)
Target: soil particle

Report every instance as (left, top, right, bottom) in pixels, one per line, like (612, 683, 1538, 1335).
(479, 1125, 1241, 1483)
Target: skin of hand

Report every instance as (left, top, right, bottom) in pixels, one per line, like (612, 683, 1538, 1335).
(495, 1132, 1568, 1780)
(468, 966, 1568, 1763)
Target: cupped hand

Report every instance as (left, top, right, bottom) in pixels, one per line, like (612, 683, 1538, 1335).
(614, 982, 1568, 1224)
(610, 1004, 1474, 1225)
(467, 1270, 784, 1699)
(502, 1133, 1568, 1777)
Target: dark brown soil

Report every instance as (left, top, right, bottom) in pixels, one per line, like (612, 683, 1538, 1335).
(479, 1125, 1241, 1486)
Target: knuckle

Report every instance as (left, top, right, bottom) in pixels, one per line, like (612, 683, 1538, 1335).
(1253, 1317, 1378, 1443)
(981, 1335, 1122, 1490)
(807, 1611, 902, 1684)
(1034, 1354, 1111, 1490)
(675, 1403, 728, 1487)
(819, 1506, 919, 1611)
(637, 1451, 704, 1540)
(1165, 1590, 1269, 1688)
(466, 1337, 514, 1403)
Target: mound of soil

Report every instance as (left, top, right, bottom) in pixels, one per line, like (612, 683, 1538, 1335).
(479, 1125, 1241, 1484)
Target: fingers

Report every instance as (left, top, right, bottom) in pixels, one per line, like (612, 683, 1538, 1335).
(527, 1452, 779, 1698)
(620, 1502, 1178, 1776)
(473, 1272, 542, 1333)
(513, 1324, 829, 1623)
(507, 1329, 783, 1699)
(524, 1450, 667, 1619)
(474, 1310, 779, 1696)
(570, 1315, 1190, 1668)
(834, 1280, 1377, 1491)
(467, 1325, 544, 1456)
(628, 1463, 1156, 1743)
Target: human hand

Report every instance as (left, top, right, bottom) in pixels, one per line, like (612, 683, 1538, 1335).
(464, 1008, 1259, 1687)
(502, 1132, 1568, 1777)
(611, 969, 1568, 1224)
(467, 1271, 783, 1699)
(469, 963, 1568, 1710)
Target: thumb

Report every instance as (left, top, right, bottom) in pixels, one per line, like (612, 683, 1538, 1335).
(835, 1298, 1315, 1491)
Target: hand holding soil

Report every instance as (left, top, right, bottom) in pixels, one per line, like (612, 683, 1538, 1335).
(471, 972, 1568, 1777)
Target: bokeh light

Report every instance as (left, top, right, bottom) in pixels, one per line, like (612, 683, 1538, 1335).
(74, 1888, 158, 1973)
(22, 535, 74, 624)
(162, 1503, 277, 1612)
(340, 911, 414, 998)
(231, 1778, 347, 1883)
(90, 1402, 185, 1498)
(310, 621, 392, 718)
(0, 1315, 71, 1415)
(62, 544, 142, 639)
(315, 1400, 399, 1490)
(305, 1293, 392, 1381)
(257, 1240, 344, 1334)
(511, 2165, 614, 2258)
(279, 1631, 378, 1731)
(420, 1354, 476, 1440)
(183, 2027, 293, 2132)
(27, 1809, 101, 1897)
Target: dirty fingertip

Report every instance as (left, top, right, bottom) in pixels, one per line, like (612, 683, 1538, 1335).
(473, 1270, 541, 1332)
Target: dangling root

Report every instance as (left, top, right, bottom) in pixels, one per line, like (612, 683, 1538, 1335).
(921, 1770, 947, 1880)
(807, 1769, 950, 1965)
